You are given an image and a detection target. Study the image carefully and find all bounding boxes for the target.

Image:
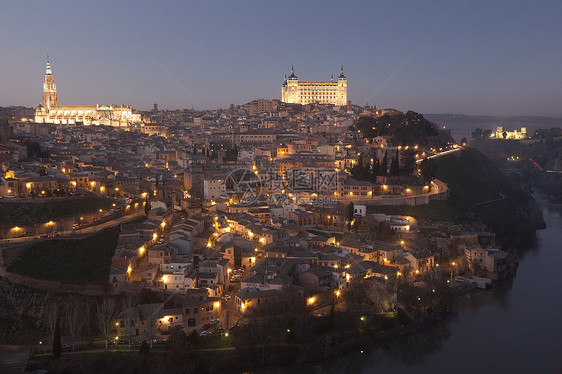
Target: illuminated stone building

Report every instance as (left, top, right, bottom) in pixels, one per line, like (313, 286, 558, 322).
(281, 66, 347, 106)
(34, 58, 142, 126)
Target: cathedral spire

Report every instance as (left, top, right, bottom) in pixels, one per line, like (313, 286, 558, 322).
(338, 65, 346, 79)
(45, 56, 52, 75)
(42, 56, 58, 110)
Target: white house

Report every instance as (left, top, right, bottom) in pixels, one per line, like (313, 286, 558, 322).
(203, 177, 226, 201)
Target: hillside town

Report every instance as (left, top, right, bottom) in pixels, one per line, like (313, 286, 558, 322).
(0, 92, 513, 349)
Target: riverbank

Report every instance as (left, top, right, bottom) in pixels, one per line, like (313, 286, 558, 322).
(272, 196, 561, 374)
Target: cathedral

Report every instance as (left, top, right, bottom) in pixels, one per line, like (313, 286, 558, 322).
(34, 58, 142, 126)
(281, 66, 347, 106)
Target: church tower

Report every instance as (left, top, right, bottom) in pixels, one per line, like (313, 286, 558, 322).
(42, 57, 58, 111)
(337, 65, 347, 106)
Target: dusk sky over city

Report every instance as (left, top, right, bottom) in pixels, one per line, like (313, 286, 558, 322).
(1, 0, 561, 115)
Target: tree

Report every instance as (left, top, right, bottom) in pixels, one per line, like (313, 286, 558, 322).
(381, 150, 388, 176)
(460, 137, 467, 146)
(471, 128, 482, 139)
(96, 297, 116, 348)
(346, 203, 354, 231)
(420, 159, 436, 184)
(343, 278, 368, 314)
(482, 129, 492, 138)
(371, 159, 379, 180)
(502, 131, 507, 139)
(140, 288, 160, 304)
(65, 301, 86, 351)
(401, 150, 416, 175)
(390, 155, 399, 176)
(123, 294, 138, 348)
(53, 318, 61, 358)
(139, 340, 150, 355)
(44, 302, 59, 344)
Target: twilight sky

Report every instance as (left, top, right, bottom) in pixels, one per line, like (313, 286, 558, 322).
(1, 0, 561, 115)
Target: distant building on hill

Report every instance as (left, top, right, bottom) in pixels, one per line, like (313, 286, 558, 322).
(492, 126, 528, 140)
(282, 65, 347, 106)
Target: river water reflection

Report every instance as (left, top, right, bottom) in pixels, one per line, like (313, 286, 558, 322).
(260, 200, 562, 374)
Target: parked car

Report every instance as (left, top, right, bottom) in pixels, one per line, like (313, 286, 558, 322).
(210, 319, 219, 325)
(201, 322, 213, 330)
(72, 224, 81, 230)
(200, 331, 211, 336)
(317, 313, 327, 318)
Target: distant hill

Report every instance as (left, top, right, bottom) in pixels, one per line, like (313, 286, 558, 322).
(424, 113, 562, 142)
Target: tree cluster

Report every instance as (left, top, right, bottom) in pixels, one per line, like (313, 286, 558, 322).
(355, 111, 451, 147)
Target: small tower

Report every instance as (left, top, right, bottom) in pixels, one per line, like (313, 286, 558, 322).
(0, 118, 10, 144)
(337, 65, 347, 106)
(282, 65, 299, 103)
(42, 57, 58, 111)
(338, 65, 346, 80)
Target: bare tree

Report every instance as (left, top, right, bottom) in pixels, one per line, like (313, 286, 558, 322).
(96, 297, 116, 348)
(143, 318, 159, 348)
(122, 294, 138, 348)
(65, 301, 86, 351)
(43, 301, 60, 341)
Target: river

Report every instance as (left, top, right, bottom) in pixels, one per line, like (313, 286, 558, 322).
(260, 199, 562, 373)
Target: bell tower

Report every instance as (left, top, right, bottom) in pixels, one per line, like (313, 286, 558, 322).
(337, 65, 347, 106)
(42, 57, 58, 111)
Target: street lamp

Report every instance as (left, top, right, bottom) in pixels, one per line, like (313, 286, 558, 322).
(450, 261, 457, 285)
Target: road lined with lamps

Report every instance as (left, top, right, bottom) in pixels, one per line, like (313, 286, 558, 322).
(0, 211, 145, 245)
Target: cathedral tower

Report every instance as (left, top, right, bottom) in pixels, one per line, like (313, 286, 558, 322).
(42, 57, 58, 110)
